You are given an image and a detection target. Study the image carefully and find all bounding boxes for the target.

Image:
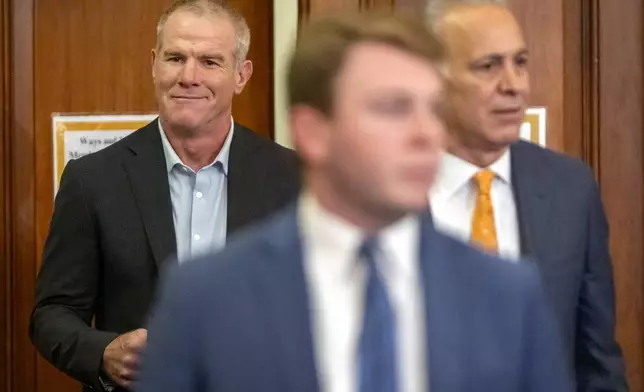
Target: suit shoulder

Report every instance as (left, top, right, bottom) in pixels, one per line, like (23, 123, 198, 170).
(514, 141, 595, 184)
(235, 124, 298, 160)
(436, 231, 542, 293)
(61, 122, 154, 174)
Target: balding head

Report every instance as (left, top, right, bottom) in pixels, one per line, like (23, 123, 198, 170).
(426, 1, 529, 165)
(426, 0, 508, 28)
(438, 4, 524, 69)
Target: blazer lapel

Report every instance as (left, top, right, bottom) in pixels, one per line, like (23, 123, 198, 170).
(510, 142, 550, 258)
(419, 215, 463, 391)
(123, 120, 176, 271)
(226, 124, 265, 233)
(255, 206, 320, 392)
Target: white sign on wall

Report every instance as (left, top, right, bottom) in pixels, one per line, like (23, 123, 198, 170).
(52, 114, 158, 193)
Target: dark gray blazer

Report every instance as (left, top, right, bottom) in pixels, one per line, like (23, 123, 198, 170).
(29, 120, 301, 391)
(510, 140, 627, 391)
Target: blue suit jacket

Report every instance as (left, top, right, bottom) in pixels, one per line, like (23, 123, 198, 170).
(137, 206, 573, 392)
(510, 141, 627, 391)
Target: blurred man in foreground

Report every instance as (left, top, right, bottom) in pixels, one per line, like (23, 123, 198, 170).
(137, 9, 573, 392)
(427, 0, 627, 390)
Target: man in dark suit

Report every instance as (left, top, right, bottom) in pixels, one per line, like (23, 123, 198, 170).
(29, 1, 300, 391)
(427, 1, 627, 390)
(137, 11, 573, 392)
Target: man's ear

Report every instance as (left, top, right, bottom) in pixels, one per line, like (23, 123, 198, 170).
(234, 60, 253, 94)
(290, 105, 331, 167)
(151, 48, 158, 80)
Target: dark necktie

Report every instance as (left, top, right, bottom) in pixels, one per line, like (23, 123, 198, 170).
(357, 236, 398, 392)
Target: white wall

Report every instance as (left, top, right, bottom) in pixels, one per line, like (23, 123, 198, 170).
(273, 0, 298, 148)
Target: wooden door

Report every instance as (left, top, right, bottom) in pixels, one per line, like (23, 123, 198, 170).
(1, 0, 275, 391)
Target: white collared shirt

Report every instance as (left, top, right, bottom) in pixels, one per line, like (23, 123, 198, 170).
(159, 117, 235, 262)
(299, 194, 427, 392)
(429, 150, 520, 260)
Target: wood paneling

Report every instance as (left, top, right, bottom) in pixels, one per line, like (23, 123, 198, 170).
(298, 0, 395, 25)
(230, 0, 275, 137)
(562, 0, 585, 161)
(509, 0, 566, 153)
(578, 0, 600, 171)
(7, 0, 37, 391)
(597, 0, 644, 390)
(1, 0, 10, 390)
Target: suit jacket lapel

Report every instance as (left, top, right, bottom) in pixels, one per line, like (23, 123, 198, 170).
(123, 120, 176, 271)
(420, 215, 462, 391)
(226, 123, 265, 233)
(257, 206, 320, 392)
(510, 142, 550, 258)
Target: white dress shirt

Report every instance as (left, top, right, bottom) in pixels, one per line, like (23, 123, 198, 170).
(429, 151, 521, 260)
(299, 194, 427, 392)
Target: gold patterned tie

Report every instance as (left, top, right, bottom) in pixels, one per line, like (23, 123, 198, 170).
(470, 169, 498, 253)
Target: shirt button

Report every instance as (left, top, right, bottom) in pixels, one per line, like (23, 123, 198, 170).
(195, 191, 203, 199)
(194, 234, 201, 241)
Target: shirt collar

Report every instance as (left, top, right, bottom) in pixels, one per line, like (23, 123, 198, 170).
(158, 117, 235, 175)
(298, 192, 419, 281)
(431, 148, 512, 202)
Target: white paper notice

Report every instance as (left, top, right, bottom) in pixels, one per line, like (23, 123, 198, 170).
(63, 130, 133, 164)
(52, 114, 158, 194)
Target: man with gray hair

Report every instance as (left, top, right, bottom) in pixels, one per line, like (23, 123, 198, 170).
(29, 1, 301, 391)
(426, 0, 628, 390)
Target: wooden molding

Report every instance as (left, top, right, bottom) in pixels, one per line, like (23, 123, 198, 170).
(297, 0, 396, 27)
(359, 0, 373, 9)
(297, 0, 310, 27)
(596, 0, 644, 389)
(7, 0, 37, 391)
(581, 0, 601, 180)
(1, 0, 11, 386)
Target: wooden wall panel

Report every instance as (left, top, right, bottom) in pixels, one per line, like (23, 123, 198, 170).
(6, 0, 37, 391)
(298, 0, 395, 25)
(597, 0, 644, 390)
(0, 0, 10, 390)
(230, 0, 275, 138)
(509, 0, 567, 153)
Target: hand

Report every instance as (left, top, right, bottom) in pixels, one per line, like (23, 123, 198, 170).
(102, 328, 147, 388)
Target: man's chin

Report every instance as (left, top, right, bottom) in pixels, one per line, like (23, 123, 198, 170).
(165, 116, 202, 132)
(389, 193, 431, 214)
(492, 125, 521, 145)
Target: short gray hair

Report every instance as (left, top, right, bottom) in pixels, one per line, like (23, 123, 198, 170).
(156, 0, 251, 67)
(426, 0, 508, 26)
